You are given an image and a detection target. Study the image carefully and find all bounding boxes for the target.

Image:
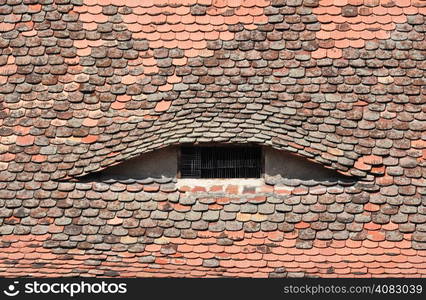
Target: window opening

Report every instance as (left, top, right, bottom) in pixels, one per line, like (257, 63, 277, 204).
(180, 146, 262, 179)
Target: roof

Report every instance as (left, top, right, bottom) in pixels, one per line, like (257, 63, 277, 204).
(0, 0, 425, 277)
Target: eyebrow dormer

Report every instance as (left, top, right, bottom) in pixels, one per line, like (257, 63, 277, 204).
(76, 144, 355, 184)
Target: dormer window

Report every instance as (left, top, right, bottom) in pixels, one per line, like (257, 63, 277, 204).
(77, 144, 353, 184)
(179, 145, 262, 179)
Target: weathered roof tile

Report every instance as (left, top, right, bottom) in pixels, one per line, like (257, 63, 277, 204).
(0, 0, 425, 278)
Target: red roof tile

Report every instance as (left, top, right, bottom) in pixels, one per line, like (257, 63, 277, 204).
(0, 0, 425, 279)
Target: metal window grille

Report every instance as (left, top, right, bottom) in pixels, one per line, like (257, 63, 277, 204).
(180, 146, 261, 178)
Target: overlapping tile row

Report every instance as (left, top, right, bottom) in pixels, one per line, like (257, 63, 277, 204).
(0, 0, 424, 179)
(1, 233, 426, 277)
(311, 0, 426, 57)
(0, 0, 425, 277)
(0, 178, 426, 277)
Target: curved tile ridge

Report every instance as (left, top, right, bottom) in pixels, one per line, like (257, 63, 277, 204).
(0, 2, 424, 186)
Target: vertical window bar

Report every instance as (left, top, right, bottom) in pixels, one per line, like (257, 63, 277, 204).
(180, 146, 261, 178)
